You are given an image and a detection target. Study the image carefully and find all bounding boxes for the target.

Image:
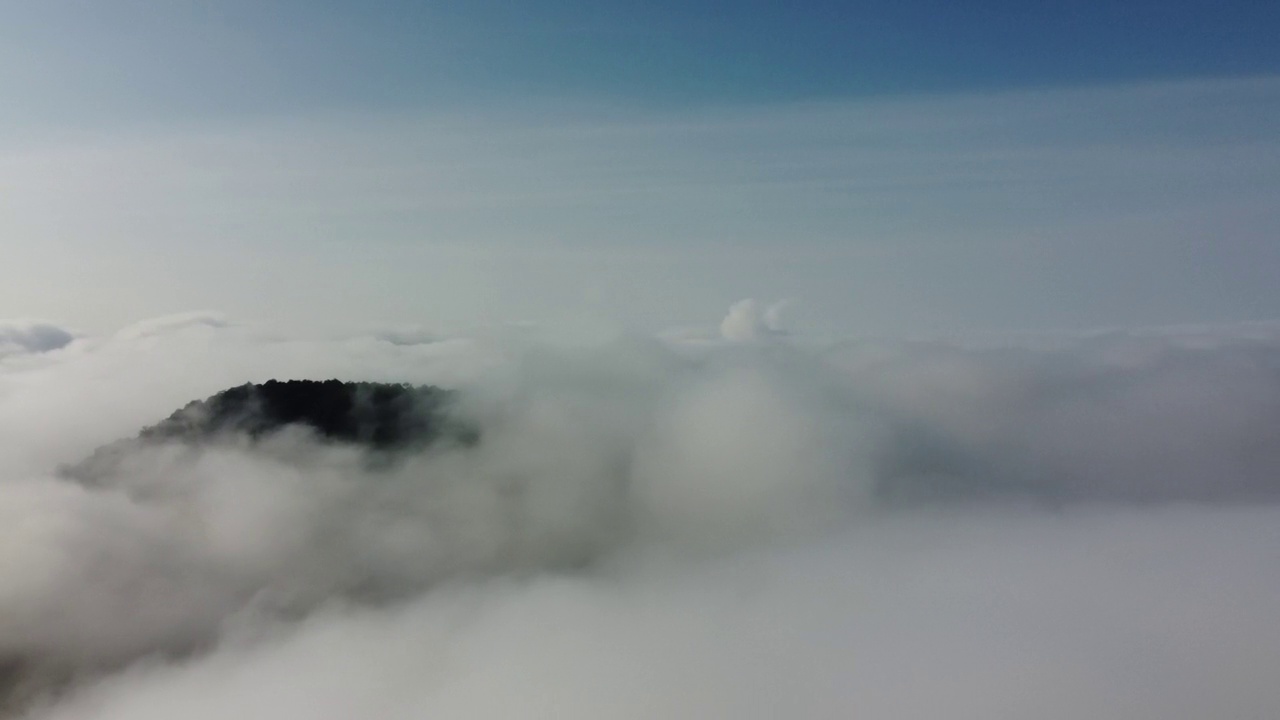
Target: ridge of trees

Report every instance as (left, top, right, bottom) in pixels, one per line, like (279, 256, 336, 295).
(139, 379, 465, 450)
(61, 380, 476, 484)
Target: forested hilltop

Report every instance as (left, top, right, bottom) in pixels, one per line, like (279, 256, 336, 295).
(140, 379, 460, 448)
(61, 379, 475, 483)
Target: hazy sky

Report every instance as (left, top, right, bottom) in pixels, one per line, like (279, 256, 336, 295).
(4, 8, 1280, 712)
(2, 1, 1278, 336)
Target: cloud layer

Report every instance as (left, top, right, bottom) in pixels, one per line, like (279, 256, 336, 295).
(1, 313, 1279, 718)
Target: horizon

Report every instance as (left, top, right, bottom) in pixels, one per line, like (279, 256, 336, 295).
(3, 2, 1278, 338)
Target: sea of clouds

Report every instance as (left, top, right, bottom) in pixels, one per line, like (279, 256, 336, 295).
(2, 305, 1279, 719)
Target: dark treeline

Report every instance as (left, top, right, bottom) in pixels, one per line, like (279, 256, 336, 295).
(61, 380, 476, 484)
(140, 379, 466, 450)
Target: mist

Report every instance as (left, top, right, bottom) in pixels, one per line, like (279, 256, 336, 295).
(2, 311, 1279, 718)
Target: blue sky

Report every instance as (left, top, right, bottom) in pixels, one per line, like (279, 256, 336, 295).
(2, 1, 1278, 337)
(6, 0, 1278, 127)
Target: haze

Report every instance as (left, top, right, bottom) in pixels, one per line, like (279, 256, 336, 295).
(2, 2, 1279, 718)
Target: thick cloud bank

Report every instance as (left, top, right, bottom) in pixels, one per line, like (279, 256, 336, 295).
(2, 315, 1279, 718)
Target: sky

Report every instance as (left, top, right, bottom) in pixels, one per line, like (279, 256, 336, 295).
(3, 6, 1280, 714)
(2, 0, 1278, 336)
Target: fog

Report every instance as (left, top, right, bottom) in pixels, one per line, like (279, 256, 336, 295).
(2, 309, 1279, 718)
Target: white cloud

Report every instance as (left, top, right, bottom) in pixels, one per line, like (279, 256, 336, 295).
(19, 507, 1280, 720)
(719, 299, 791, 342)
(2, 316, 1280, 718)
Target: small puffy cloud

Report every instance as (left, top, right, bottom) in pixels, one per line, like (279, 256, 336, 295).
(719, 299, 792, 342)
(762, 299, 792, 332)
